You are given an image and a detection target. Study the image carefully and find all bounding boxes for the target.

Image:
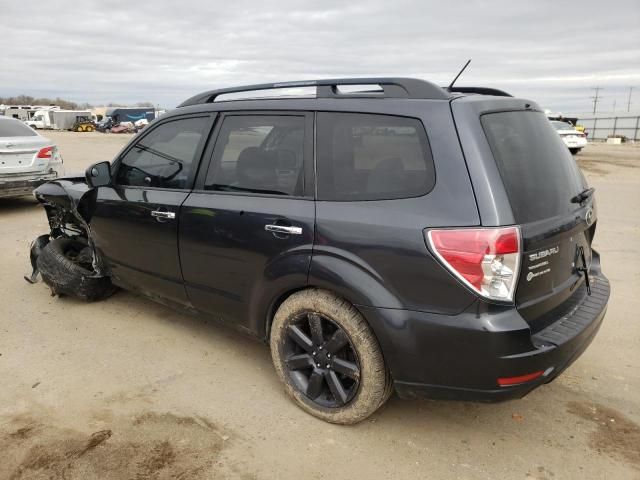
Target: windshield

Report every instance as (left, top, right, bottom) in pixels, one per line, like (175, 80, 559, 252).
(550, 121, 575, 131)
(0, 119, 38, 137)
(482, 111, 587, 224)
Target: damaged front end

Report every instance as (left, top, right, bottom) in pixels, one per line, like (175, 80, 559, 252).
(28, 177, 115, 300)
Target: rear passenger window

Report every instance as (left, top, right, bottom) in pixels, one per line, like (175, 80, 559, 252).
(204, 115, 305, 196)
(316, 112, 435, 201)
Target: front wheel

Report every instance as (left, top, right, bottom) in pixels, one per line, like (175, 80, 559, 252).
(270, 289, 392, 424)
(569, 147, 581, 155)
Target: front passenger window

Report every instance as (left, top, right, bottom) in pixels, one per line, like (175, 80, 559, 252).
(116, 117, 209, 189)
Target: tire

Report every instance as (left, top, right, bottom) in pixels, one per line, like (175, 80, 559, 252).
(86, 125, 95, 132)
(569, 148, 580, 155)
(36, 237, 116, 301)
(270, 288, 392, 424)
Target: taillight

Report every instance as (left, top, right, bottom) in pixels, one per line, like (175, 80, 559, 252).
(426, 227, 521, 302)
(37, 146, 54, 159)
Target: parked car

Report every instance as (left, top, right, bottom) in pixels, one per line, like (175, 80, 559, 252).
(550, 120, 587, 154)
(28, 78, 609, 424)
(95, 117, 115, 133)
(0, 117, 64, 198)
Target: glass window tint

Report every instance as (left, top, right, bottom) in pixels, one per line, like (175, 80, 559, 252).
(116, 117, 209, 189)
(481, 111, 587, 224)
(205, 115, 305, 196)
(0, 119, 37, 137)
(316, 112, 434, 201)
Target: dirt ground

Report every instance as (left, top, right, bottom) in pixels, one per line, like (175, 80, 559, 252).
(1, 132, 639, 479)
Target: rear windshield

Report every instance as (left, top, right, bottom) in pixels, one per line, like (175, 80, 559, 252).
(481, 111, 587, 223)
(0, 119, 37, 137)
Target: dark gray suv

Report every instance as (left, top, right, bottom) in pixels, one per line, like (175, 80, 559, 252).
(29, 78, 609, 424)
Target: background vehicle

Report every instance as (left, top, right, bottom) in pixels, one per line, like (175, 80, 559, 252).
(95, 117, 115, 132)
(71, 116, 96, 132)
(550, 120, 588, 154)
(105, 107, 155, 124)
(0, 117, 63, 198)
(30, 78, 608, 424)
(27, 109, 92, 130)
(1, 105, 60, 121)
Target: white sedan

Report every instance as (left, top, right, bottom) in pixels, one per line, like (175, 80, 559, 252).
(0, 117, 64, 198)
(550, 121, 587, 155)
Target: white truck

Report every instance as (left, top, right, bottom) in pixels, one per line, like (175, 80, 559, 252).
(26, 109, 92, 130)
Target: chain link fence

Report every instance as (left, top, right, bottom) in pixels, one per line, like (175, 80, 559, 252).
(578, 116, 640, 141)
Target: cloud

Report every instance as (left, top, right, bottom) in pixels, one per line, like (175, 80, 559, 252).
(2, 0, 639, 112)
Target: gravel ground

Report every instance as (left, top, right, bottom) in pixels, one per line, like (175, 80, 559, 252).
(1, 132, 639, 479)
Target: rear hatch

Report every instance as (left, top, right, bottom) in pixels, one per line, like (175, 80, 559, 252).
(480, 109, 596, 332)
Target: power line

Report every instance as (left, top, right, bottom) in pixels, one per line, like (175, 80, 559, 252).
(591, 87, 603, 114)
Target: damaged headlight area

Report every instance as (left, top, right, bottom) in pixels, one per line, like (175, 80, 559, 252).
(27, 179, 116, 301)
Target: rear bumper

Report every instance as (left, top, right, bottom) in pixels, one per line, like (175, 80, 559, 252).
(562, 137, 588, 149)
(0, 172, 61, 198)
(359, 268, 609, 402)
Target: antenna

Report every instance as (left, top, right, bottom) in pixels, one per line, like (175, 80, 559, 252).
(448, 59, 472, 89)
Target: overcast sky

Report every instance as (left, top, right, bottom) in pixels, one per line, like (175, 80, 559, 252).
(3, 0, 639, 113)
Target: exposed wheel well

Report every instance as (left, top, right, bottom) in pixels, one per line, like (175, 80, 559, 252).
(265, 287, 309, 340)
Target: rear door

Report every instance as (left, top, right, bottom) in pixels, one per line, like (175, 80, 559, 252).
(179, 112, 315, 333)
(90, 114, 214, 305)
(480, 110, 596, 329)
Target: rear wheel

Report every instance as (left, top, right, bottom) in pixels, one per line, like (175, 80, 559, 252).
(270, 289, 392, 424)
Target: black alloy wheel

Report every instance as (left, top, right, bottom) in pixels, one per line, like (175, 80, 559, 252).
(283, 311, 361, 408)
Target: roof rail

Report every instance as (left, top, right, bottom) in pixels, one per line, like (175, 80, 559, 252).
(447, 86, 512, 97)
(178, 77, 451, 107)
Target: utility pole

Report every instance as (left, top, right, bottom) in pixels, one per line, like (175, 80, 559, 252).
(591, 87, 602, 114)
(628, 86, 634, 112)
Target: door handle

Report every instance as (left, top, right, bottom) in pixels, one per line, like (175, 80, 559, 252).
(151, 210, 176, 220)
(265, 224, 302, 235)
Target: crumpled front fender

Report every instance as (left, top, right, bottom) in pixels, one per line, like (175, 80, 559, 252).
(32, 177, 103, 274)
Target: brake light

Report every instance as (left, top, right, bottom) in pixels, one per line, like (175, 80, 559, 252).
(37, 146, 54, 159)
(426, 227, 521, 302)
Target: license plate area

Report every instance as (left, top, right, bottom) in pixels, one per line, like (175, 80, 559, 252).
(0, 152, 36, 168)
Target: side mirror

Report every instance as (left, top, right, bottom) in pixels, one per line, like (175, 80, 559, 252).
(85, 161, 112, 188)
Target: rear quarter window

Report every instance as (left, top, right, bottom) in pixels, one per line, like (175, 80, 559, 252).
(481, 111, 587, 224)
(316, 112, 435, 201)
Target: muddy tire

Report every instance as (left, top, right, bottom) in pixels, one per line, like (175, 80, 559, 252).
(270, 288, 392, 424)
(37, 237, 116, 301)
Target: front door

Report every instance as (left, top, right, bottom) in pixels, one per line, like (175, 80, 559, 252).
(179, 112, 315, 333)
(90, 114, 214, 305)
